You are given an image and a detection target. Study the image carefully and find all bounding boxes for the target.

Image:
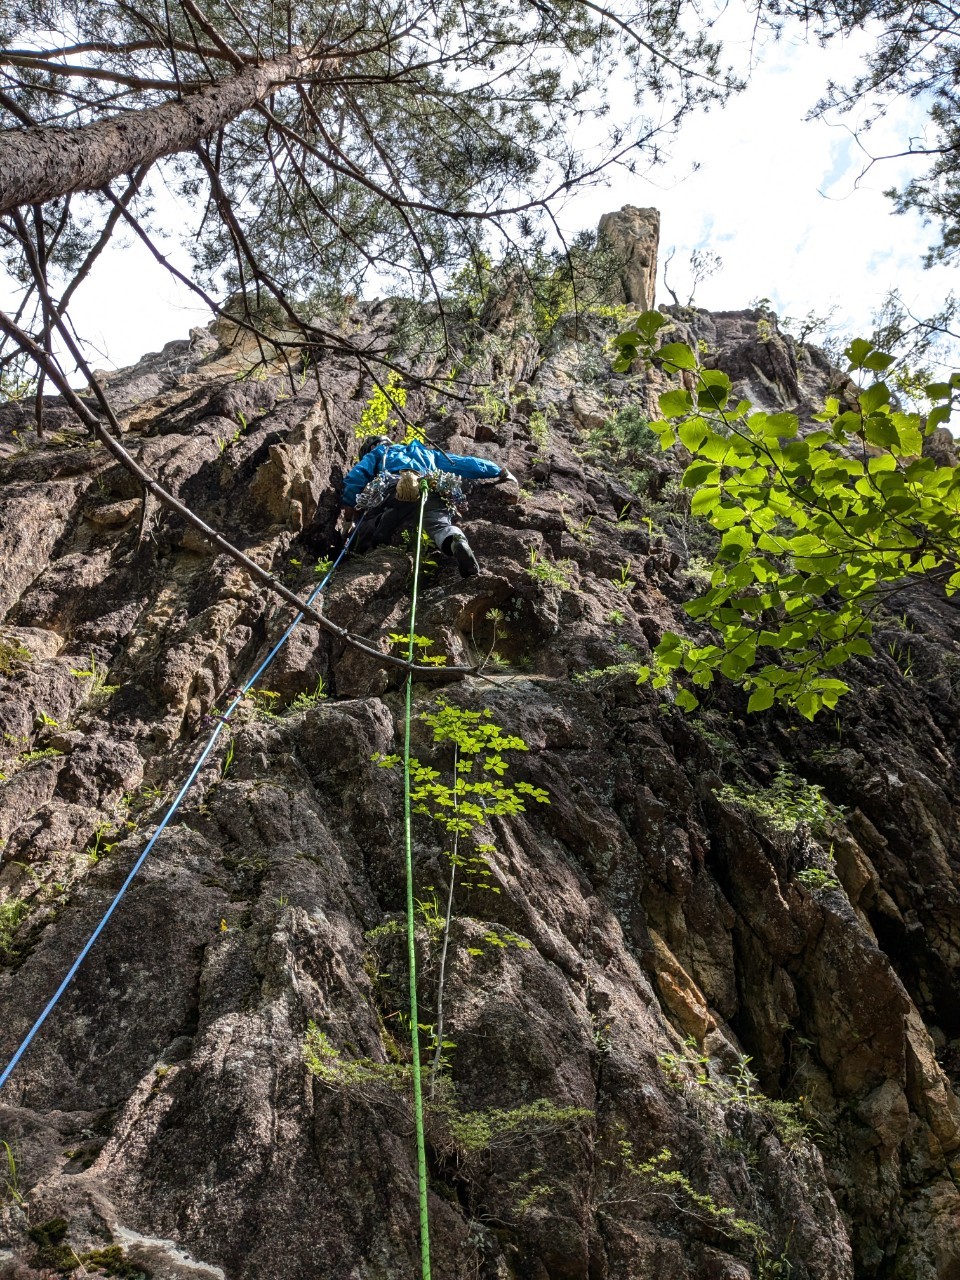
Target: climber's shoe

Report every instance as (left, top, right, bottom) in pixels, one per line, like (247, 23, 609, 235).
(447, 535, 480, 579)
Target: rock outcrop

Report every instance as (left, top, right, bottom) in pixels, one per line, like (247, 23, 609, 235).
(0, 219, 959, 1280)
(598, 206, 661, 310)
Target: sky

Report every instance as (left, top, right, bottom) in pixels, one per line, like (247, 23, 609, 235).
(3, 9, 956, 376)
(568, 15, 956, 356)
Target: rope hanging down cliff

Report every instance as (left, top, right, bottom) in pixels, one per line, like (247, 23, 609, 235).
(0, 520, 364, 1093)
(401, 485, 434, 1280)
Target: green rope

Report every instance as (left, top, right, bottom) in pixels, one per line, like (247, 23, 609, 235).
(403, 486, 432, 1280)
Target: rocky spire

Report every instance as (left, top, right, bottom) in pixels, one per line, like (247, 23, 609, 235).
(598, 204, 660, 309)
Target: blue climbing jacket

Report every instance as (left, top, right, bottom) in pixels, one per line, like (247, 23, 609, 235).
(341, 441, 502, 508)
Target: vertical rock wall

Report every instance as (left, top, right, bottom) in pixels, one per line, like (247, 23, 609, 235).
(0, 221, 958, 1280)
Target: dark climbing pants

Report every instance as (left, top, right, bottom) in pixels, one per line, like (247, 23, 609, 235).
(354, 493, 464, 555)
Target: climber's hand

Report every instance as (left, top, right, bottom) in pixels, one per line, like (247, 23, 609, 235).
(498, 469, 518, 486)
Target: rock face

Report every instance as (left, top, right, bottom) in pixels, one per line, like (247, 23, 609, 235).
(1, 224, 959, 1280)
(598, 205, 660, 310)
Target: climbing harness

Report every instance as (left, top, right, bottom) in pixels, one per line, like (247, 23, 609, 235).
(0, 519, 365, 1093)
(402, 485, 433, 1280)
(355, 466, 466, 513)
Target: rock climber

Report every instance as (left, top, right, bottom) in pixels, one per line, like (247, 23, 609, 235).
(341, 435, 516, 578)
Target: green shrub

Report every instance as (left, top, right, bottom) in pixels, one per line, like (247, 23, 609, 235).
(714, 765, 831, 836)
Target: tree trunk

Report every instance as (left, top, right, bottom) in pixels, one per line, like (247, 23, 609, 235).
(0, 50, 321, 215)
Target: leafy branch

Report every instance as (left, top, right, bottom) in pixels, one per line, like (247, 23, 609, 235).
(612, 311, 959, 718)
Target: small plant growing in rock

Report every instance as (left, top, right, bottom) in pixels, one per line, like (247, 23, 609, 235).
(796, 845, 842, 893)
(247, 688, 282, 719)
(69, 653, 119, 708)
(0, 897, 29, 958)
(0, 634, 32, 676)
(1, 1139, 24, 1205)
(714, 765, 831, 836)
(605, 1141, 767, 1252)
(388, 631, 447, 667)
(16, 746, 63, 769)
(612, 560, 636, 592)
(526, 548, 575, 591)
(303, 1022, 410, 1094)
(85, 818, 124, 863)
(286, 676, 328, 713)
(468, 382, 508, 428)
(373, 698, 548, 1086)
(528, 408, 553, 450)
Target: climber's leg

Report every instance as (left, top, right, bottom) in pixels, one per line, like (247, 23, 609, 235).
(425, 499, 479, 578)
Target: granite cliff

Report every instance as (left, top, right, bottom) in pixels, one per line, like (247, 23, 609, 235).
(0, 209, 959, 1280)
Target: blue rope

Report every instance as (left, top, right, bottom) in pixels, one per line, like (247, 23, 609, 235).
(0, 521, 363, 1092)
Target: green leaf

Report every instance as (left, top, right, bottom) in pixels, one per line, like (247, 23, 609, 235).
(691, 486, 721, 516)
(864, 416, 900, 450)
(860, 382, 891, 414)
(925, 382, 952, 401)
(613, 330, 639, 348)
(795, 691, 822, 721)
(764, 412, 799, 440)
(927, 404, 952, 432)
(698, 369, 731, 410)
(682, 461, 720, 488)
(635, 311, 669, 342)
(658, 342, 697, 371)
(845, 338, 873, 369)
(678, 417, 708, 450)
(862, 351, 895, 372)
(659, 388, 694, 419)
(747, 687, 775, 713)
(674, 687, 699, 712)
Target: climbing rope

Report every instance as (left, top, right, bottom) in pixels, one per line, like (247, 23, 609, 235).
(402, 486, 432, 1280)
(0, 521, 364, 1092)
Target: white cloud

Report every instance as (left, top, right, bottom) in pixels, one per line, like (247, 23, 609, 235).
(568, 17, 956, 356)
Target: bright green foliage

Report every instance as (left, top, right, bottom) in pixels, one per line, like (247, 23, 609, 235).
(437, 1097, 592, 1155)
(613, 1142, 765, 1245)
(656, 1040, 809, 1148)
(526, 548, 576, 591)
(796, 863, 842, 893)
(303, 1021, 590, 1161)
(388, 632, 447, 667)
(0, 635, 31, 676)
(714, 765, 831, 836)
(2, 1140, 24, 1205)
(17, 747, 63, 768)
(354, 370, 408, 442)
(285, 677, 328, 713)
(375, 698, 549, 841)
(303, 1023, 409, 1091)
(69, 653, 119, 708)
(613, 312, 960, 717)
(86, 820, 120, 863)
(0, 898, 28, 958)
